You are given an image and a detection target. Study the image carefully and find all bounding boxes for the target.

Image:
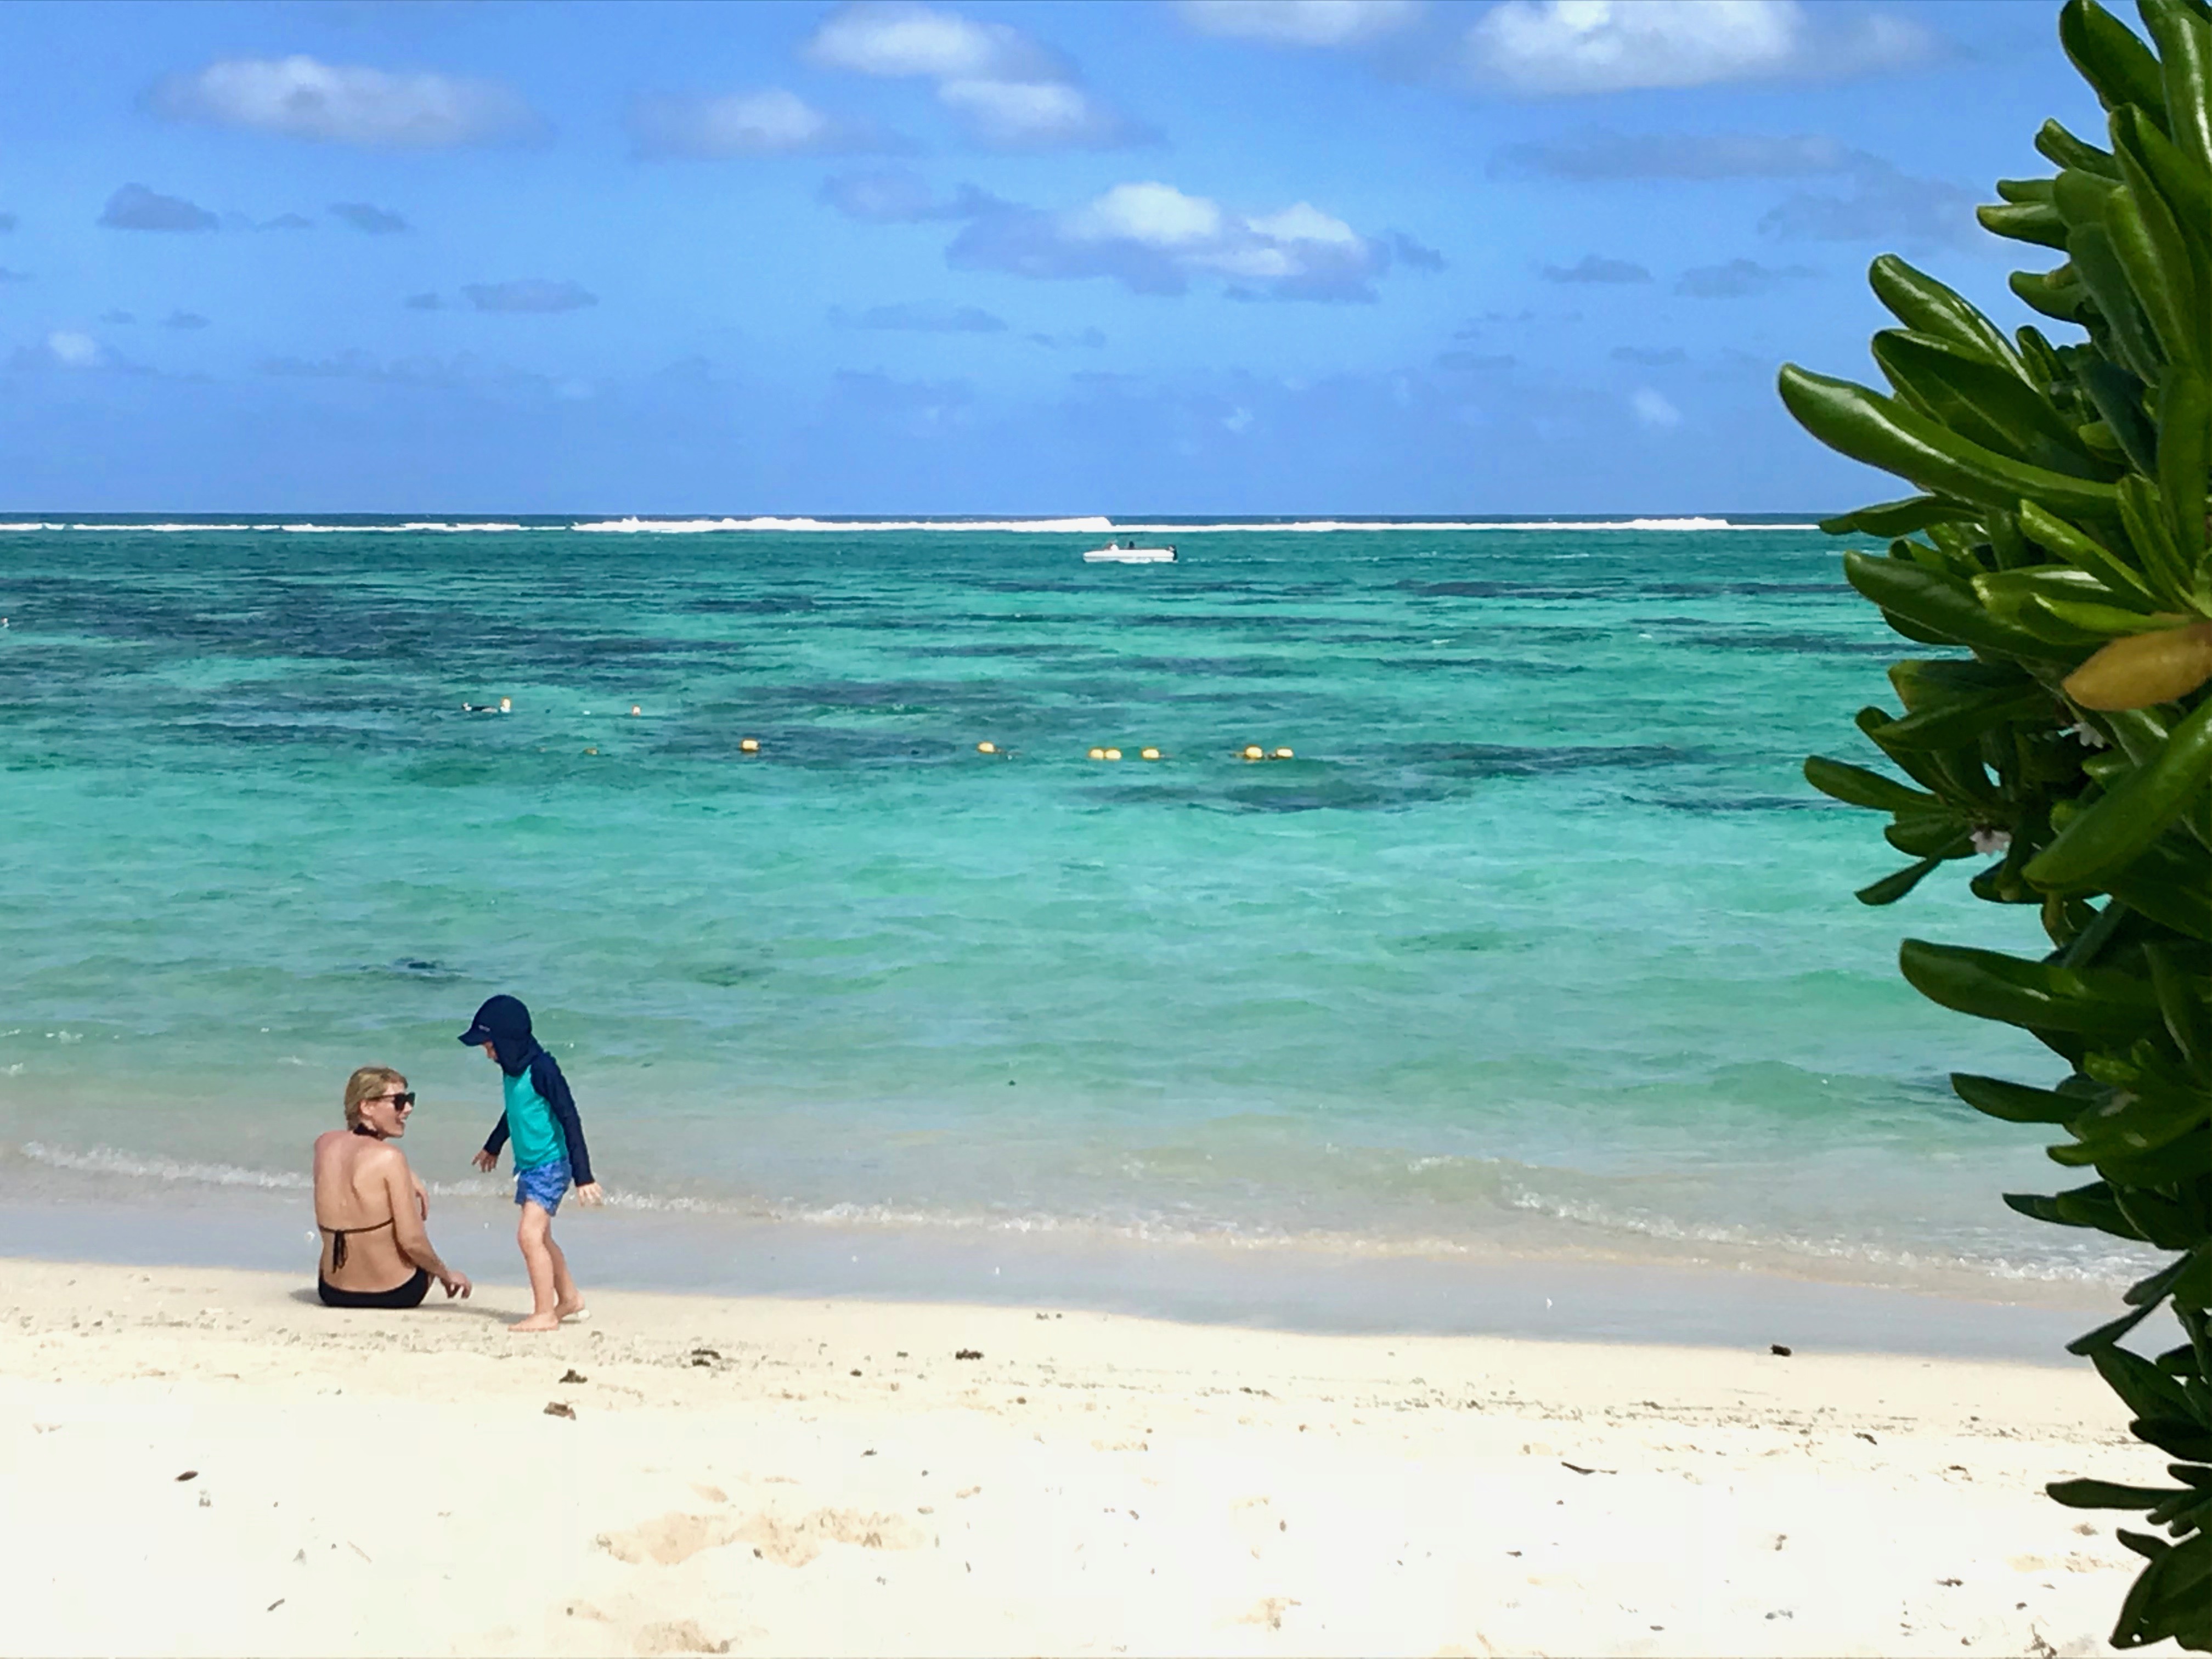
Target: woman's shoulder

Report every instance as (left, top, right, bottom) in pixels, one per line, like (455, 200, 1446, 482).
(313, 1131, 404, 1167)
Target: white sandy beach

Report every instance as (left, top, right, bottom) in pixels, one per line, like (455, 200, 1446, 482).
(0, 1256, 2172, 1658)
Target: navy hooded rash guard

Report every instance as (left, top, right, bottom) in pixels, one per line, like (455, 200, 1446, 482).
(460, 995, 595, 1187)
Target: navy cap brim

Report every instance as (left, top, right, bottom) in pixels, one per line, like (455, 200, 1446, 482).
(459, 1023, 494, 1046)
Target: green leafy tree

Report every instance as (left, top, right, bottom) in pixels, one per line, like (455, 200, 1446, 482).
(1776, 0, 2211, 1647)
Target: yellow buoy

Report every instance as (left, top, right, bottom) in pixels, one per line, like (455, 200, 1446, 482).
(1242, 745, 1263, 760)
(740, 737, 760, 753)
(1274, 747, 1294, 760)
(1140, 748, 1161, 761)
(1103, 748, 1122, 761)
(1088, 747, 1106, 760)
(977, 741, 997, 754)
(498, 696, 512, 714)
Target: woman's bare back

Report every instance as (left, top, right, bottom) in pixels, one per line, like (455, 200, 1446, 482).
(312, 1130, 418, 1291)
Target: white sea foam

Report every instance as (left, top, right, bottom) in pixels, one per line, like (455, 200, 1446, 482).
(569, 515, 1119, 534)
(21, 1140, 312, 1190)
(280, 522, 528, 533)
(565, 515, 1816, 534)
(64, 523, 265, 532)
(1499, 1184, 2151, 1286)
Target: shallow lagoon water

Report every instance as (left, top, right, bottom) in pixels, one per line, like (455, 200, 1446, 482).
(0, 517, 2144, 1297)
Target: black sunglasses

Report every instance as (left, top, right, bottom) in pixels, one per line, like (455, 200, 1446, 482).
(375, 1091, 417, 1109)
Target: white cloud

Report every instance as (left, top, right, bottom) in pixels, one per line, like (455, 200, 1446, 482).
(807, 3, 1055, 79)
(950, 180, 1415, 301)
(48, 331, 103, 368)
(935, 79, 1133, 149)
(630, 88, 899, 157)
(805, 3, 1147, 150)
(1177, 1, 1423, 47)
(1069, 182, 1225, 248)
(1631, 387, 1682, 428)
(1464, 0, 1931, 94)
(147, 56, 539, 148)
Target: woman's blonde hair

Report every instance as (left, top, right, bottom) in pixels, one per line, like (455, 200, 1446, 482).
(343, 1065, 408, 1130)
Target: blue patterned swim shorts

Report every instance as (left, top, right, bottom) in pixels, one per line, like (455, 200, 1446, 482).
(515, 1158, 572, 1214)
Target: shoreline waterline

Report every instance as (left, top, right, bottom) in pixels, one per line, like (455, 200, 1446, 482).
(0, 1182, 2146, 1365)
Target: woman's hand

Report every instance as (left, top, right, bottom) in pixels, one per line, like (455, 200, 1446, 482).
(438, 1269, 472, 1300)
(574, 1182, 605, 1206)
(471, 1149, 498, 1173)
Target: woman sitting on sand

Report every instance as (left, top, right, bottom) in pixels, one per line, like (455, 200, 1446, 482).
(312, 1066, 472, 1308)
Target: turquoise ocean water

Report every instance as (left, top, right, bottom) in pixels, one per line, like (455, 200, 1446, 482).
(0, 515, 2150, 1296)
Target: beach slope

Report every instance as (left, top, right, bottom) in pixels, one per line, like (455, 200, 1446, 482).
(2, 1259, 2162, 1657)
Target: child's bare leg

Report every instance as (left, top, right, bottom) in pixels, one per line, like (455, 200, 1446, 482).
(546, 1233, 585, 1318)
(512, 1202, 561, 1331)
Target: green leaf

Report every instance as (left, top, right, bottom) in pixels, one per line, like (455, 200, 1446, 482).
(2069, 223, 2165, 382)
(2140, 0, 2212, 177)
(2105, 154, 2207, 372)
(2144, 941, 2211, 1064)
(1803, 755, 1937, 811)
(1865, 255, 2028, 376)
(1899, 938, 2166, 1036)
(1872, 330, 2105, 472)
(1871, 688, 2056, 751)
(1816, 495, 1982, 537)
(2059, 0, 2170, 121)
(2110, 105, 2212, 270)
(2036, 116, 2123, 175)
(2019, 501, 2164, 607)
(1842, 550, 2074, 659)
(1779, 366, 2124, 521)
(2129, 1417, 2212, 1461)
(1951, 1071, 2092, 1124)
(2049, 1477, 2181, 1509)
(2154, 369, 2209, 567)
(2013, 265, 2089, 323)
(1980, 200, 2072, 249)
(1856, 857, 1945, 906)
(2096, 1344, 2200, 1420)
(2027, 696, 2212, 890)
(1885, 812, 1974, 856)
(2079, 358, 2162, 476)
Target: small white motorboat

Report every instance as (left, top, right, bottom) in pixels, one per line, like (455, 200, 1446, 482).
(1084, 540, 1177, 563)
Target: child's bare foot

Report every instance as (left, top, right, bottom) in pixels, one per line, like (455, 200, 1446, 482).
(511, 1312, 561, 1332)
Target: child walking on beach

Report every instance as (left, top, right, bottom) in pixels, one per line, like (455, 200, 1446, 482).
(462, 995, 603, 1331)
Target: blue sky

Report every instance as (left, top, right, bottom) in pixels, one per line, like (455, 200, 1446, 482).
(0, 0, 2099, 513)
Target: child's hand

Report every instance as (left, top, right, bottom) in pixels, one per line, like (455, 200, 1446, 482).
(471, 1149, 498, 1173)
(574, 1182, 605, 1207)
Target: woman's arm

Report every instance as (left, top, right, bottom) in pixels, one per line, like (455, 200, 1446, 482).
(385, 1155, 470, 1298)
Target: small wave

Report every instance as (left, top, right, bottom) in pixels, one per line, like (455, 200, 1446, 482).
(570, 515, 1119, 534)
(281, 522, 527, 533)
(22, 1141, 312, 1191)
(1500, 1184, 2152, 1286)
(65, 522, 266, 533)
